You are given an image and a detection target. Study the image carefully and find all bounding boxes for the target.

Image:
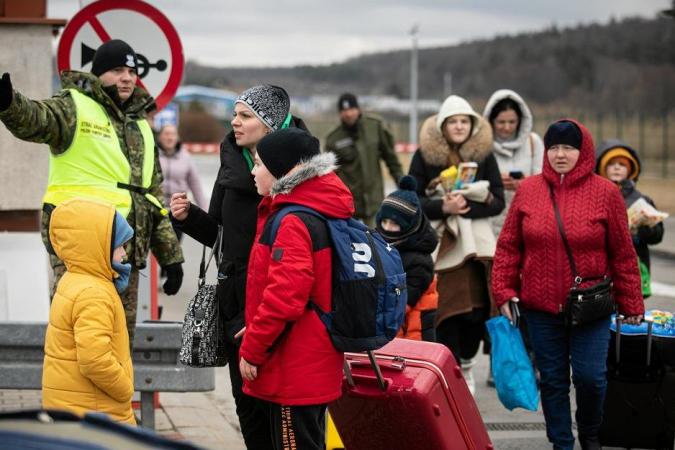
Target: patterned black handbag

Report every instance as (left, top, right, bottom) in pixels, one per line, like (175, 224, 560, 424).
(179, 227, 227, 367)
(549, 186, 615, 328)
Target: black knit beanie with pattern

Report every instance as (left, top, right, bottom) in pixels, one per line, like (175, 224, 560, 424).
(376, 176, 423, 240)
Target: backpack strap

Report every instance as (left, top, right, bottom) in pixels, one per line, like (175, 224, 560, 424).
(268, 204, 333, 326)
(269, 204, 326, 243)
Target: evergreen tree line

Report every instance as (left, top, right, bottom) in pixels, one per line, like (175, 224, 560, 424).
(185, 16, 675, 115)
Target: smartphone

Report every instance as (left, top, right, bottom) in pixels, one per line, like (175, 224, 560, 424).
(509, 170, 524, 180)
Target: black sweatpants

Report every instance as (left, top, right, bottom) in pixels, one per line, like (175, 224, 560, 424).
(263, 401, 327, 450)
(436, 307, 489, 362)
(225, 342, 273, 450)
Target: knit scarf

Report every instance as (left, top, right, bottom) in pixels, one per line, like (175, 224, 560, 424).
(492, 133, 528, 158)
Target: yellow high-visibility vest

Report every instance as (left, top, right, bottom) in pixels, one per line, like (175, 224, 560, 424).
(43, 89, 165, 217)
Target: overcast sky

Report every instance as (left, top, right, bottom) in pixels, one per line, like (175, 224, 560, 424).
(48, 0, 670, 68)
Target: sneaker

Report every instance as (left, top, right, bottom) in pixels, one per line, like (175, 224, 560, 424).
(460, 359, 476, 395)
(486, 368, 495, 388)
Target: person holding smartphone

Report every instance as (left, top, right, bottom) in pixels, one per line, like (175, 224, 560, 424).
(483, 89, 545, 235)
(482, 90, 545, 387)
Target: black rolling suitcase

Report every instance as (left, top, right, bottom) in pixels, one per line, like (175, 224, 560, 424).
(599, 315, 675, 450)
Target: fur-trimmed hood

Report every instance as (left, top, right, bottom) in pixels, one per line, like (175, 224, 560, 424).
(271, 152, 336, 196)
(269, 152, 354, 220)
(418, 114, 494, 167)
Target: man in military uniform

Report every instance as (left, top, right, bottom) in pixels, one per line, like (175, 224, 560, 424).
(0, 40, 184, 345)
(325, 93, 403, 226)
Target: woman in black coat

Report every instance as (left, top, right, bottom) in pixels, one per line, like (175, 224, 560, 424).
(170, 85, 308, 450)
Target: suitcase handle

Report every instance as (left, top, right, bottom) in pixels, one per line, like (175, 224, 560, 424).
(343, 351, 395, 391)
(344, 374, 392, 398)
(348, 358, 407, 372)
(614, 315, 654, 367)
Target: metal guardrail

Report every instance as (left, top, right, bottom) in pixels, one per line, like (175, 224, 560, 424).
(0, 321, 215, 430)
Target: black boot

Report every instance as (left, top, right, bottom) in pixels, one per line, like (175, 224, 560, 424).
(579, 435, 602, 450)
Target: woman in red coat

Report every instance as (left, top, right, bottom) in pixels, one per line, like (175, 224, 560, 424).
(239, 128, 354, 450)
(492, 119, 643, 450)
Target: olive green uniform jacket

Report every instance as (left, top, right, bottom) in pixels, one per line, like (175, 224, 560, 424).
(0, 71, 183, 270)
(325, 114, 403, 221)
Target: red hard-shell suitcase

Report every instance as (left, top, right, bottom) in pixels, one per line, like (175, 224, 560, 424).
(329, 338, 494, 450)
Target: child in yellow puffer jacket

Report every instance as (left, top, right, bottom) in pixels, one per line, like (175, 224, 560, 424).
(42, 198, 136, 424)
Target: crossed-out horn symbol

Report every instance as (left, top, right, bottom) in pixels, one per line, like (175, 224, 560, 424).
(81, 43, 167, 79)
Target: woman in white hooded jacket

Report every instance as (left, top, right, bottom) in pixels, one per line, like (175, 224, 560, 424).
(483, 89, 544, 235)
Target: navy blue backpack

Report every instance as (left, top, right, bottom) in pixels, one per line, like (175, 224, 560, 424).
(269, 205, 407, 352)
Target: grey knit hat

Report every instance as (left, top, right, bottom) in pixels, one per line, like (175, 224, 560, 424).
(235, 85, 290, 131)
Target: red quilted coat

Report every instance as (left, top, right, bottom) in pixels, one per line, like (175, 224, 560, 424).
(239, 153, 354, 405)
(491, 119, 643, 316)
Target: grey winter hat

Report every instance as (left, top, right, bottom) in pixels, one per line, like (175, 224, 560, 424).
(236, 85, 291, 131)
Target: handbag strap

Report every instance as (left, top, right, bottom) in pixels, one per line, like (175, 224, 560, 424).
(548, 185, 608, 286)
(548, 185, 582, 285)
(198, 226, 223, 283)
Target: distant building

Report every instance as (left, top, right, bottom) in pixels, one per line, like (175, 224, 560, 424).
(173, 85, 238, 120)
(290, 94, 440, 117)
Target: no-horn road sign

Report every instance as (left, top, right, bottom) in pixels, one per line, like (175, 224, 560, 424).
(57, 0, 184, 111)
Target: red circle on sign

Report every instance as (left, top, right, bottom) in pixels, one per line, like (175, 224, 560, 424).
(57, 0, 183, 111)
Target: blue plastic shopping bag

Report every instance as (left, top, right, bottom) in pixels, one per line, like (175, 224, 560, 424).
(486, 315, 539, 411)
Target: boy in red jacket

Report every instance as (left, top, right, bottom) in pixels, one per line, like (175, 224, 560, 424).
(238, 128, 354, 449)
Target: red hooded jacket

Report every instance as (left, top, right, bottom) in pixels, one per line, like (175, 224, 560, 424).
(491, 119, 643, 316)
(239, 153, 354, 405)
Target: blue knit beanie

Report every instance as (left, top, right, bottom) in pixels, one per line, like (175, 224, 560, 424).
(376, 176, 422, 239)
(113, 211, 134, 250)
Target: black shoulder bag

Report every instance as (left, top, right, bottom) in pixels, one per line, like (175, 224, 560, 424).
(549, 186, 615, 328)
(179, 226, 227, 367)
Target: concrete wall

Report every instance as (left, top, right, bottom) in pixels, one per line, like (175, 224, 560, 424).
(0, 23, 56, 319)
(0, 24, 53, 210)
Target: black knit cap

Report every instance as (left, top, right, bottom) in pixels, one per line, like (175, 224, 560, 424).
(376, 176, 422, 240)
(91, 39, 138, 77)
(544, 120, 582, 150)
(337, 93, 359, 111)
(257, 128, 320, 179)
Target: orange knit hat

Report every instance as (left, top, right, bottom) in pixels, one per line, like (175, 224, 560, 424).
(598, 147, 639, 180)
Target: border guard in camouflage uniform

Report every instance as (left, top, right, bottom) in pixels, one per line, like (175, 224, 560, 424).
(0, 39, 184, 345)
(325, 93, 403, 226)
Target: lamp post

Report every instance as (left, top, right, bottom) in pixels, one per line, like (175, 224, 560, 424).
(409, 24, 419, 147)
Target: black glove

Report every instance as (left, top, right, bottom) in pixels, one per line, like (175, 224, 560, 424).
(162, 263, 183, 295)
(0, 73, 13, 111)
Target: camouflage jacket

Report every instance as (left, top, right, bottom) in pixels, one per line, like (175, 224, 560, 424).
(325, 114, 403, 220)
(0, 71, 183, 268)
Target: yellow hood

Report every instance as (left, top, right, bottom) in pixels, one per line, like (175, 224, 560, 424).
(49, 199, 115, 280)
